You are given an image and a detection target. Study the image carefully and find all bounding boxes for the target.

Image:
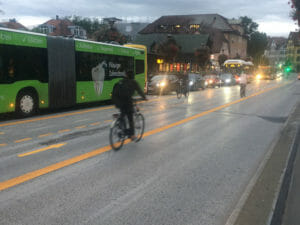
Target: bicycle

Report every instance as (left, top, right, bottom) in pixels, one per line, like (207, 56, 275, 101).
(176, 79, 189, 99)
(109, 102, 145, 150)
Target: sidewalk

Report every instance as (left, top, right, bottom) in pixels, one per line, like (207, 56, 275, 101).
(282, 131, 300, 225)
(232, 101, 300, 225)
(282, 130, 300, 225)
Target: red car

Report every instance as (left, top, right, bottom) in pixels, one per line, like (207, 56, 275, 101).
(204, 75, 221, 88)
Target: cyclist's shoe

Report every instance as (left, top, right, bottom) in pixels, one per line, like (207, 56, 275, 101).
(130, 135, 137, 141)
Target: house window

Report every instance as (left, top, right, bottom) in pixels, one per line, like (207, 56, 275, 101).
(190, 24, 200, 29)
(297, 56, 300, 62)
(297, 49, 300, 54)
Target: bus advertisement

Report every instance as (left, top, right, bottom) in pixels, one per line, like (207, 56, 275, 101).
(0, 28, 146, 116)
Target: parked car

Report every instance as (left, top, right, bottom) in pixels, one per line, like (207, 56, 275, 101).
(188, 73, 207, 91)
(298, 73, 300, 80)
(204, 74, 221, 88)
(147, 74, 178, 94)
(219, 73, 236, 86)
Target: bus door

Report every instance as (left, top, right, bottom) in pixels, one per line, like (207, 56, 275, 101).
(47, 36, 76, 109)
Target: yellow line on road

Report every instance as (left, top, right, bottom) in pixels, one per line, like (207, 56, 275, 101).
(38, 133, 54, 138)
(90, 122, 101, 126)
(0, 96, 173, 129)
(0, 132, 4, 135)
(0, 144, 7, 147)
(18, 143, 67, 157)
(104, 120, 113, 123)
(0, 84, 283, 191)
(14, 138, 32, 143)
(58, 129, 71, 134)
(75, 125, 87, 129)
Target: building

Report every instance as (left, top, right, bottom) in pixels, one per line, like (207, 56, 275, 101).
(264, 37, 287, 68)
(134, 14, 247, 74)
(286, 32, 300, 72)
(115, 22, 149, 42)
(0, 19, 28, 31)
(38, 16, 87, 39)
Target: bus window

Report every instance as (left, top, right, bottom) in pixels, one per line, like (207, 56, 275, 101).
(135, 60, 145, 75)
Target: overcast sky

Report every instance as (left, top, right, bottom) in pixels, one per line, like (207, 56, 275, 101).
(0, 0, 298, 37)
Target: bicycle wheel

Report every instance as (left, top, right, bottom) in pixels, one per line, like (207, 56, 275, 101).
(176, 87, 182, 99)
(134, 113, 145, 142)
(109, 119, 125, 150)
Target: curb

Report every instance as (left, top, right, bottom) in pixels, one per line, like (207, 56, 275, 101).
(269, 125, 300, 225)
(231, 101, 300, 225)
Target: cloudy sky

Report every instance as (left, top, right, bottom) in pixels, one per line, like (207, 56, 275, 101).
(0, 0, 298, 37)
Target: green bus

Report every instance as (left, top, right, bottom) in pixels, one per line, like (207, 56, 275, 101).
(0, 27, 146, 116)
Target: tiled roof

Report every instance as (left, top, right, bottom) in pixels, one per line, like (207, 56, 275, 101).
(0, 21, 27, 30)
(43, 19, 73, 36)
(134, 33, 210, 54)
(139, 14, 234, 34)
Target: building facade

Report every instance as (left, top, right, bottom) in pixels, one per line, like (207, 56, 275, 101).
(38, 16, 87, 39)
(264, 37, 287, 68)
(286, 32, 300, 72)
(134, 14, 247, 74)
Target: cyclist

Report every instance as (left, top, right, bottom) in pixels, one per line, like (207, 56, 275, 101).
(113, 70, 147, 140)
(177, 71, 189, 96)
(240, 70, 247, 97)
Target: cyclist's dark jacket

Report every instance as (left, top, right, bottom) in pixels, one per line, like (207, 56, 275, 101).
(120, 78, 146, 107)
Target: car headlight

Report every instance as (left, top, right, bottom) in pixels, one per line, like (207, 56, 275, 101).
(156, 83, 160, 87)
(209, 80, 213, 84)
(160, 81, 166, 87)
(204, 81, 208, 86)
(225, 79, 231, 83)
(256, 74, 261, 79)
(189, 81, 194, 86)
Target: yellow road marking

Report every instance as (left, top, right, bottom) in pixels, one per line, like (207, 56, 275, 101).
(0, 132, 4, 135)
(58, 129, 71, 134)
(75, 125, 87, 129)
(90, 122, 101, 126)
(38, 133, 54, 138)
(104, 120, 113, 123)
(0, 144, 7, 147)
(0, 84, 283, 191)
(14, 138, 32, 143)
(0, 106, 114, 128)
(0, 96, 173, 129)
(18, 143, 67, 157)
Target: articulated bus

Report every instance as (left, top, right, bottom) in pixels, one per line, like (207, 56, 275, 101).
(0, 28, 146, 116)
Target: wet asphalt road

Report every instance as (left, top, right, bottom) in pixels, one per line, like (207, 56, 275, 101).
(0, 76, 299, 225)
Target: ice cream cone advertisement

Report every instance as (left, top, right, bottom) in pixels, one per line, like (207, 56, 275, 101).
(91, 61, 106, 96)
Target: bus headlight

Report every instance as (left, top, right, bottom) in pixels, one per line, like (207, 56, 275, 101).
(189, 81, 194, 86)
(225, 79, 231, 83)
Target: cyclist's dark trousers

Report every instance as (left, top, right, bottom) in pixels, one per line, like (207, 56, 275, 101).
(120, 105, 134, 136)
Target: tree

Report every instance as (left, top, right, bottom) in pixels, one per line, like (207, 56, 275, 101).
(289, 0, 300, 26)
(248, 31, 268, 65)
(0, 1, 4, 14)
(218, 54, 228, 68)
(239, 16, 259, 37)
(68, 16, 102, 38)
(69, 16, 129, 44)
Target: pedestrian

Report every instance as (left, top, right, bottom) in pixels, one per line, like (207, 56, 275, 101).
(240, 71, 247, 97)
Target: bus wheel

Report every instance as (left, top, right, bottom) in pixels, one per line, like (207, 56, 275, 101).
(16, 91, 38, 117)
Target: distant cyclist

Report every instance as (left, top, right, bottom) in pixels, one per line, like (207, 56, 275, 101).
(112, 70, 147, 140)
(177, 71, 189, 96)
(240, 71, 247, 97)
